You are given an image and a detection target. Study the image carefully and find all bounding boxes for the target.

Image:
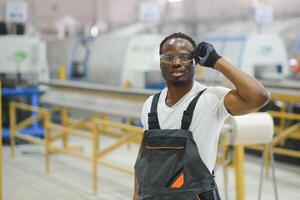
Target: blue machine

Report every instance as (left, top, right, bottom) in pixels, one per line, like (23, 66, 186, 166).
(2, 87, 44, 139)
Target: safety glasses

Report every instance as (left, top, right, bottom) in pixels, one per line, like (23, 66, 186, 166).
(160, 53, 193, 64)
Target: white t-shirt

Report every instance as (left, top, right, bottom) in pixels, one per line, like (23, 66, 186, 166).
(141, 81, 231, 172)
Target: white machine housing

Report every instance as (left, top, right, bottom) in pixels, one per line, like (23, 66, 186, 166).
(47, 34, 164, 88)
(120, 34, 163, 88)
(47, 33, 289, 88)
(241, 34, 289, 80)
(0, 35, 49, 83)
(201, 33, 289, 82)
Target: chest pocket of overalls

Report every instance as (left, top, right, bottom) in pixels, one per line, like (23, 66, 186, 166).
(142, 136, 186, 188)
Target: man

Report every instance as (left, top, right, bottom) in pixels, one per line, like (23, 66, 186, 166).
(134, 32, 270, 200)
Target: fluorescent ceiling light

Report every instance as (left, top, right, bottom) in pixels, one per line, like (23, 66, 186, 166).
(168, 0, 182, 3)
(90, 26, 99, 37)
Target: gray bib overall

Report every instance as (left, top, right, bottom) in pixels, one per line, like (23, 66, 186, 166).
(135, 89, 221, 200)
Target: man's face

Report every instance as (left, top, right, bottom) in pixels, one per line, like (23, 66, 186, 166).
(160, 38, 195, 85)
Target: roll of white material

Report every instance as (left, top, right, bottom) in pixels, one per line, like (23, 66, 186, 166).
(225, 112, 274, 145)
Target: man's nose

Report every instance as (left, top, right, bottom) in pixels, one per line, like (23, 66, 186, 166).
(173, 57, 181, 65)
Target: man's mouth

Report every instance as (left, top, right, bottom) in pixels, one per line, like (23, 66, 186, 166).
(171, 69, 185, 77)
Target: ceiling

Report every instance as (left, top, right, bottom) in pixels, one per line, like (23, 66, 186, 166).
(0, 0, 299, 37)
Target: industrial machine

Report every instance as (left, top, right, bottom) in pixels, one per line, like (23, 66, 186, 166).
(0, 35, 49, 139)
(47, 33, 290, 90)
(0, 36, 49, 83)
(199, 34, 289, 83)
(46, 34, 164, 88)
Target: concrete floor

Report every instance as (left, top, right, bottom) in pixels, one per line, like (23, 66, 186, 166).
(3, 135, 300, 200)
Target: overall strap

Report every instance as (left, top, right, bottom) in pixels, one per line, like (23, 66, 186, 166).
(181, 89, 207, 130)
(148, 92, 161, 129)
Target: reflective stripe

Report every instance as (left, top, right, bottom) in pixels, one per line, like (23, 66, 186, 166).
(170, 172, 184, 188)
(145, 146, 184, 150)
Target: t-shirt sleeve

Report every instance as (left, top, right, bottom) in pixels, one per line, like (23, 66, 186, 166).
(140, 96, 153, 130)
(211, 86, 232, 120)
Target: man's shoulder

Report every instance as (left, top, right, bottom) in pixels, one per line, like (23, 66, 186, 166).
(203, 85, 231, 101)
(145, 87, 167, 104)
(142, 92, 159, 111)
(142, 87, 167, 114)
(194, 81, 229, 91)
(192, 81, 231, 100)
(205, 85, 230, 94)
(143, 95, 153, 108)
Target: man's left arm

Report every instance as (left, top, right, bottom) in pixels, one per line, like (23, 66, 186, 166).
(194, 42, 270, 115)
(214, 58, 270, 115)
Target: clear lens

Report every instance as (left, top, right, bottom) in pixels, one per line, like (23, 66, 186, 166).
(160, 53, 192, 64)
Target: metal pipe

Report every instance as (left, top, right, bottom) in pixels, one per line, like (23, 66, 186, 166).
(61, 108, 69, 148)
(96, 132, 139, 158)
(92, 119, 99, 193)
(269, 144, 279, 200)
(258, 145, 266, 200)
(9, 102, 16, 158)
(15, 133, 43, 145)
(234, 145, 245, 200)
(49, 146, 91, 161)
(272, 123, 300, 146)
(247, 145, 300, 159)
(44, 112, 51, 173)
(16, 114, 43, 131)
(45, 122, 93, 139)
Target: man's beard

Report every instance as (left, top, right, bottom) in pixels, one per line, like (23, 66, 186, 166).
(168, 78, 191, 86)
(161, 69, 195, 87)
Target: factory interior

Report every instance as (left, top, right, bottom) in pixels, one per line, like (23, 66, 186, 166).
(0, 0, 300, 199)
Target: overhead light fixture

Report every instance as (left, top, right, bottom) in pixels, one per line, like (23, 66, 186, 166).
(290, 58, 298, 66)
(168, 0, 182, 3)
(90, 26, 99, 37)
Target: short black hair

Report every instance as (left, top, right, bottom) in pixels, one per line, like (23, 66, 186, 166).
(159, 32, 197, 55)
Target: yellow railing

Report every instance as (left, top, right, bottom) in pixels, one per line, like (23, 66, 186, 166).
(44, 114, 142, 192)
(246, 93, 300, 178)
(8, 101, 254, 199)
(268, 92, 300, 149)
(9, 101, 143, 192)
(9, 102, 50, 158)
(7, 102, 253, 200)
(45, 113, 143, 192)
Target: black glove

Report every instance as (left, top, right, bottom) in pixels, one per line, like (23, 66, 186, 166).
(193, 42, 222, 69)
